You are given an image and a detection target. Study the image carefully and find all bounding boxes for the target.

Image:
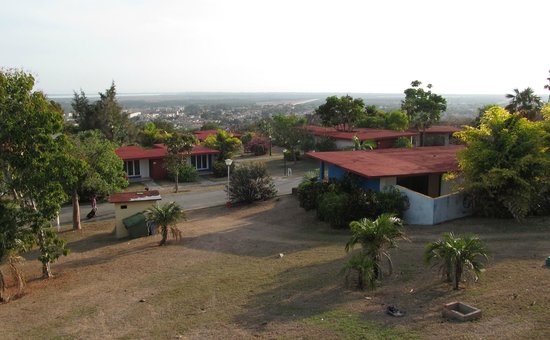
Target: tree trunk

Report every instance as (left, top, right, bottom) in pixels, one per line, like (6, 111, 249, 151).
(37, 229, 53, 278)
(175, 173, 179, 193)
(72, 188, 81, 230)
(0, 268, 6, 302)
(9, 261, 25, 296)
(454, 264, 462, 290)
(159, 225, 168, 246)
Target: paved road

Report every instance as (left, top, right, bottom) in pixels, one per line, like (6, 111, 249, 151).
(58, 176, 302, 226)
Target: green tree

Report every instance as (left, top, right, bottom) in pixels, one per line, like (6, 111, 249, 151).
(202, 129, 242, 161)
(144, 202, 185, 246)
(384, 110, 409, 131)
(351, 136, 376, 150)
(272, 114, 306, 164)
(228, 163, 277, 203)
(401, 81, 447, 145)
(345, 214, 407, 283)
(425, 232, 488, 290)
(165, 133, 196, 193)
(72, 82, 134, 143)
(65, 130, 128, 230)
(0, 70, 70, 278)
(200, 121, 221, 130)
(138, 122, 169, 147)
(455, 106, 550, 219)
(545, 70, 550, 102)
(505, 87, 543, 120)
(315, 95, 365, 131)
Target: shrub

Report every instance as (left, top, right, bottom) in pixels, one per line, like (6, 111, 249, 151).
(167, 163, 198, 182)
(393, 137, 413, 148)
(375, 186, 409, 218)
(283, 149, 301, 161)
(247, 136, 269, 156)
(212, 160, 235, 178)
(241, 131, 254, 146)
(317, 192, 352, 228)
(297, 179, 333, 211)
(228, 163, 277, 203)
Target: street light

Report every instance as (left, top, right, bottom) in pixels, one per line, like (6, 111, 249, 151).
(282, 149, 287, 176)
(225, 158, 233, 203)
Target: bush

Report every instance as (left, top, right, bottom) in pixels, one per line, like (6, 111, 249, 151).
(375, 186, 409, 218)
(247, 136, 269, 156)
(297, 179, 332, 211)
(166, 163, 198, 182)
(393, 137, 413, 148)
(317, 192, 351, 228)
(228, 163, 277, 203)
(283, 149, 301, 161)
(315, 137, 338, 151)
(212, 161, 235, 178)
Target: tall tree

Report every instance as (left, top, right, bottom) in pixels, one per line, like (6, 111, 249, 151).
(72, 82, 133, 142)
(455, 106, 550, 219)
(271, 114, 306, 164)
(505, 87, 544, 120)
(202, 129, 242, 161)
(0, 70, 70, 278)
(315, 95, 365, 132)
(401, 81, 447, 145)
(165, 133, 196, 193)
(65, 130, 128, 230)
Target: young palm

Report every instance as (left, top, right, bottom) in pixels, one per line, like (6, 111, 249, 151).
(425, 232, 488, 290)
(345, 213, 407, 279)
(145, 202, 185, 246)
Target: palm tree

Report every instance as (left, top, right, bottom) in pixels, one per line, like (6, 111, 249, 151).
(144, 202, 185, 246)
(425, 233, 489, 290)
(341, 252, 377, 290)
(345, 214, 407, 280)
(505, 87, 543, 120)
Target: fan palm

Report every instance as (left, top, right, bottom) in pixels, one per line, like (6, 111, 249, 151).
(505, 87, 543, 120)
(144, 202, 185, 246)
(425, 232, 488, 290)
(345, 213, 407, 279)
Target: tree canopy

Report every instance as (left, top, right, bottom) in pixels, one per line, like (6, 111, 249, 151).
(271, 114, 306, 163)
(315, 95, 365, 132)
(401, 80, 447, 134)
(165, 132, 197, 193)
(505, 87, 543, 120)
(455, 106, 550, 219)
(202, 129, 242, 161)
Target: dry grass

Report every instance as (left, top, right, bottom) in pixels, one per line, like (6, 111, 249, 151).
(1, 197, 550, 339)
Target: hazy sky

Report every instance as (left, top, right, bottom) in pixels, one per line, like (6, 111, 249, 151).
(1, 0, 549, 95)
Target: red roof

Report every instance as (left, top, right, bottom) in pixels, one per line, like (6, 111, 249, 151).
(116, 144, 219, 161)
(193, 129, 242, 141)
(108, 190, 162, 203)
(408, 125, 461, 134)
(304, 125, 417, 141)
(306, 145, 464, 178)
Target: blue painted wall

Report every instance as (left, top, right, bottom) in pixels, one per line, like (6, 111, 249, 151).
(327, 164, 381, 192)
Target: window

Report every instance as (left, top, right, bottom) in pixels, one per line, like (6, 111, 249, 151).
(124, 160, 141, 177)
(191, 154, 209, 170)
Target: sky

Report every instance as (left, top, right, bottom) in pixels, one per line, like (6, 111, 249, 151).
(1, 0, 549, 95)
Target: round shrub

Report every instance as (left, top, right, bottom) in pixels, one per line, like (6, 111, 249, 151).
(167, 163, 198, 182)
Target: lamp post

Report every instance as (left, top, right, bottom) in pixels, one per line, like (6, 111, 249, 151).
(282, 149, 287, 176)
(225, 158, 233, 204)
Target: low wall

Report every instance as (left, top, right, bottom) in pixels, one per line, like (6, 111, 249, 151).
(396, 185, 471, 225)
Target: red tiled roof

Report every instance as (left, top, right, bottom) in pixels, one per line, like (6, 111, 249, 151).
(108, 190, 162, 203)
(193, 129, 242, 141)
(306, 145, 464, 178)
(115, 144, 219, 161)
(304, 125, 418, 141)
(407, 125, 462, 134)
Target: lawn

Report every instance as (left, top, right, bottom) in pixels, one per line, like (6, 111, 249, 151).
(1, 196, 550, 339)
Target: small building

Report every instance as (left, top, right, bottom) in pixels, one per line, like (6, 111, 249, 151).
(109, 190, 162, 238)
(408, 125, 462, 146)
(303, 125, 418, 149)
(306, 145, 471, 225)
(115, 144, 220, 181)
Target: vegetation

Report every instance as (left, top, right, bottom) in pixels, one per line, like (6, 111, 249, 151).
(271, 114, 306, 164)
(425, 232, 488, 290)
(144, 202, 185, 246)
(315, 95, 365, 132)
(455, 106, 550, 219)
(138, 122, 170, 147)
(228, 163, 277, 204)
(164, 133, 196, 193)
(355, 108, 409, 131)
(344, 214, 407, 289)
(393, 136, 413, 148)
(401, 80, 447, 145)
(246, 135, 269, 156)
(314, 136, 338, 151)
(72, 82, 134, 143)
(166, 163, 198, 183)
(0, 70, 70, 278)
(65, 130, 128, 230)
(505, 87, 543, 120)
(202, 129, 242, 161)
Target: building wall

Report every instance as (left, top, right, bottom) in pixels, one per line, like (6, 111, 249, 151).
(396, 185, 472, 225)
(335, 139, 353, 150)
(379, 177, 397, 191)
(114, 200, 159, 238)
(139, 159, 150, 178)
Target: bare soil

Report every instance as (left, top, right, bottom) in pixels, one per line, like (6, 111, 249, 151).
(1, 196, 550, 339)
